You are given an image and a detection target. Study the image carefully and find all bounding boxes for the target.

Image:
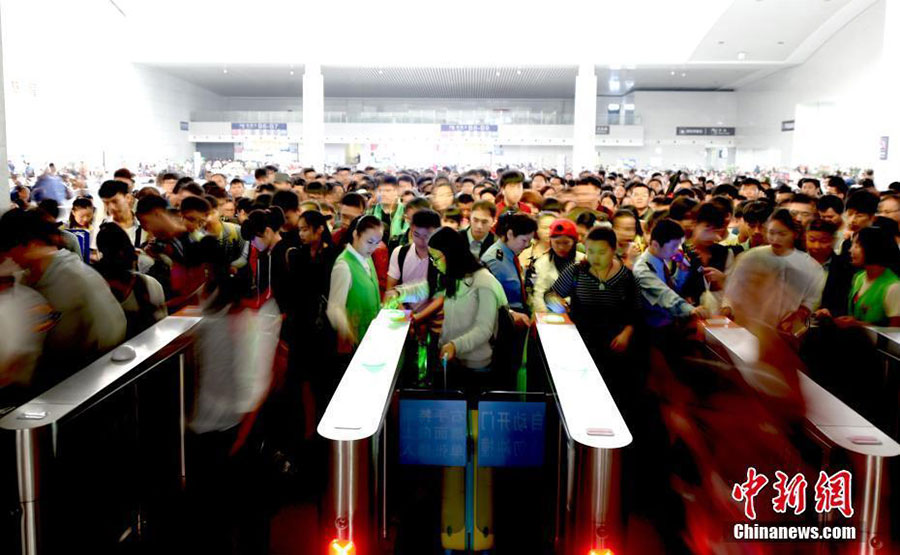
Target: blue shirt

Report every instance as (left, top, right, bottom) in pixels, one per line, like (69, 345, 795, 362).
(31, 175, 68, 203)
(482, 240, 525, 312)
(633, 249, 693, 328)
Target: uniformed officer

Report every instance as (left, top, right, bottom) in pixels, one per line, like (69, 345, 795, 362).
(481, 212, 537, 327)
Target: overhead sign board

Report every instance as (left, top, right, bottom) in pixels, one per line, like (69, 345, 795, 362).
(676, 126, 735, 136)
(781, 120, 795, 132)
(595, 125, 610, 135)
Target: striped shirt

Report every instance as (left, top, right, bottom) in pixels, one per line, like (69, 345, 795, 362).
(551, 261, 640, 349)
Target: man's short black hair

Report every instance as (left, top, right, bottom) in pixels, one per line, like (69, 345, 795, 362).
(340, 192, 367, 211)
(740, 178, 762, 191)
(113, 168, 134, 180)
(180, 195, 212, 214)
(457, 193, 474, 204)
(236, 197, 254, 214)
(846, 190, 879, 215)
(98, 179, 129, 199)
(378, 175, 399, 187)
(743, 200, 774, 225)
(305, 181, 327, 195)
(230, 177, 245, 185)
(788, 193, 816, 207)
(160, 172, 179, 182)
(695, 202, 727, 228)
(826, 176, 848, 195)
(136, 194, 170, 216)
(411, 209, 441, 229)
(807, 218, 838, 235)
(0, 208, 60, 251)
(627, 181, 650, 193)
(180, 182, 204, 197)
(497, 212, 537, 237)
(668, 197, 699, 221)
(650, 218, 685, 246)
(499, 170, 525, 188)
(336, 166, 351, 173)
(816, 194, 844, 214)
(254, 168, 268, 180)
(272, 190, 301, 213)
(576, 176, 604, 189)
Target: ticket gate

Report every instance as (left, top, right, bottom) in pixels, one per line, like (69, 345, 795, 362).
(704, 319, 900, 554)
(0, 316, 202, 555)
(317, 310, 632, 554)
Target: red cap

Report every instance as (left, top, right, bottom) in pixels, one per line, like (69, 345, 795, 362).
(549, 218, 579, 241)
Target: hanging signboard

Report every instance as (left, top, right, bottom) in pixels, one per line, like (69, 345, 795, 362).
(676, 126, 735, 136)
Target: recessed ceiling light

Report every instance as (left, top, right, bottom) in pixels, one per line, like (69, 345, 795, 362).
(223, 68, 228, 74)
(717, 40, 725, 45)
(670, 70, 676, 76)
(495, 71, 501, 77)
(737, 51, 747, 60)
(681, 72, 687, 77)
(516, 69, 522, 75)
(289, 70, 294, 75)
(378, 69, 384, 75)
(777, 41, 785, 45)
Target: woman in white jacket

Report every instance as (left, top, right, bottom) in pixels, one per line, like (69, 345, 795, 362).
(530, 218, 585, 313)
(390, 227, 508, 373)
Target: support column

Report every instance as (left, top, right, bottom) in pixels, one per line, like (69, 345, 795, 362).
(0, 6, 10, 211)
(875, 1, 900, 182)
(572, 63, 598, 174)
(302, 63, 326, 172)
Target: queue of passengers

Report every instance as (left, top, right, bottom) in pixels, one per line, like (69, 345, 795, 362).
(4, 166, 900, 403)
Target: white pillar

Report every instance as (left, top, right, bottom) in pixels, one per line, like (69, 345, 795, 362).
(302, 63, 325, 172)
(875, 1, 900, 184)
(572, 63, 598, 173)
(0, 6, 9, 211)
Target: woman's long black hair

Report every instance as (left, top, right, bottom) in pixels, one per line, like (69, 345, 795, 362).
(427, 227, 483, 299)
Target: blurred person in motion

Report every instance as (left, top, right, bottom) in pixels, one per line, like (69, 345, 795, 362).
(0, 209, 126, 394)
(681, 202, 734, 311)
(327, 215, 385, 357)
(136, 195, 206, 311)
(0, 271, 51, 409)
(94, 223, 167, 339)
(724, 208, 825, 336)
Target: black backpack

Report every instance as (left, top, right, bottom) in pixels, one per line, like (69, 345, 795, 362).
(489, 304, 519, 386)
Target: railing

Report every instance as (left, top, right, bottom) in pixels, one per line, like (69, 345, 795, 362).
(703, 320, 900, 554)
(317, 309, 411, 553)
(0, 316, 202, 555)
(317, 308, 633, 554)
(534, 312, 632, 554)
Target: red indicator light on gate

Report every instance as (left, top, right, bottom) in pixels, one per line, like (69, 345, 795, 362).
(329, 538, 356, 555)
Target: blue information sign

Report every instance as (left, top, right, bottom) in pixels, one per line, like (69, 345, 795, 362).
(398, 399, 468, 467)
(477, 401, 545, 467)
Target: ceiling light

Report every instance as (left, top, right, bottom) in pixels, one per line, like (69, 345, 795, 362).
(608, 79, 621, 92)
(737, 51, 747, 60)
(608, 103, 620, 111)
(290, 70, 294, 75)
(378, 69, 384, 75)
(777, 41, 784, 45)
(681, 72, 686, 77)
(717, 40, 725, 45)
(670, 71, 676, 76)
(223, 68, 228, 74)
(624, 103, 635, 110)
(516, 69, 522, 75)
(495, 71, 500, 77)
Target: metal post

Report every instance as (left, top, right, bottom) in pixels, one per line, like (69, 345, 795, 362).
(858, 455, 885, 555)
(177, 353, 186, 489)
(381, 428, 388, 540)
(16, 429, 41, 555)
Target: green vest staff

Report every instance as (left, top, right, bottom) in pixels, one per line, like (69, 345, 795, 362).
(849, 268, 900, 325)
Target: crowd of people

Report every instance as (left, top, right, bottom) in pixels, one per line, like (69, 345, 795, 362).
(2, 160, 897, 550)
